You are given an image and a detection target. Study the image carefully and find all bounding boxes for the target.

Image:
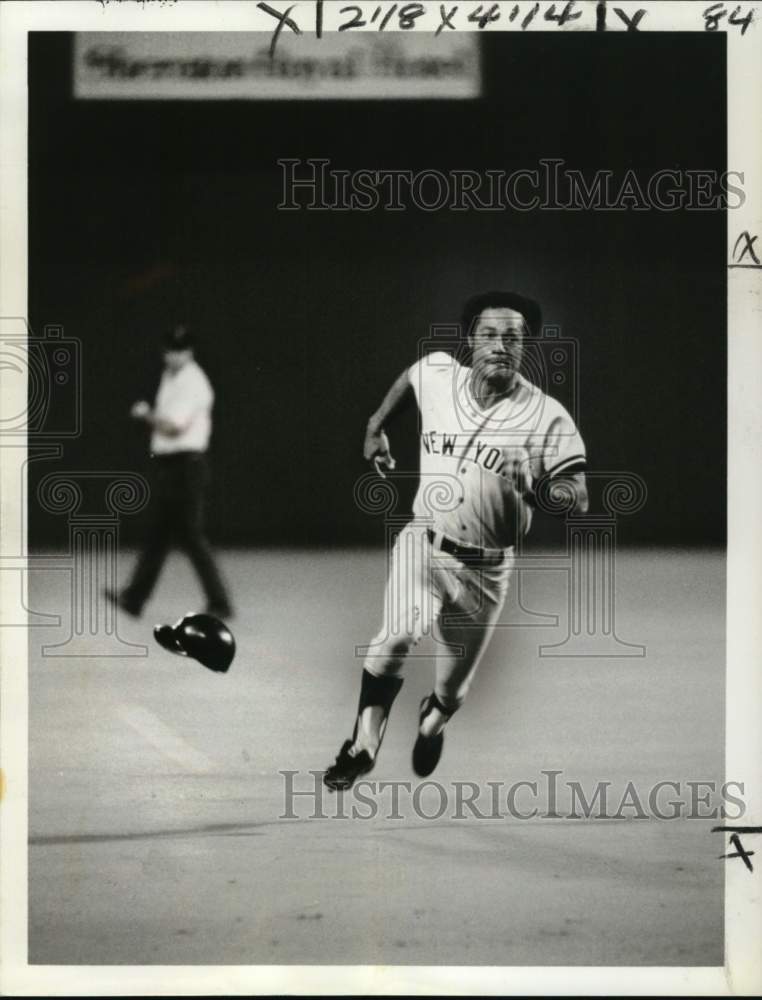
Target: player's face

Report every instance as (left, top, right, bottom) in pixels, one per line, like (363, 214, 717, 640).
(468, 307, 525, 383)
(163, 348, 192, 373)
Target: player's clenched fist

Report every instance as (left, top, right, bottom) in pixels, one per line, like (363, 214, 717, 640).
(363, 368, 412, 477)
(364, 425, 396, 478)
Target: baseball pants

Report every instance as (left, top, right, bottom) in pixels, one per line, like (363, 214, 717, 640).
(123, 451, 231, 612)
(362, 524, 513, 711)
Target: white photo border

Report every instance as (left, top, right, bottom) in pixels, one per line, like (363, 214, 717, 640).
(1, 1, 760, 995)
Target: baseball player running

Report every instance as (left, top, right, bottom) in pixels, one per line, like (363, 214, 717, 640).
(324, 291, 588, 790)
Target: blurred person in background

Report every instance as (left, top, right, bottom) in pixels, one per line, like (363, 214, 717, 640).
(106, 324, 233, 620)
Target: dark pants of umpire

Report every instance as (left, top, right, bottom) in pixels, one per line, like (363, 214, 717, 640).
(123, 452, 231, 613)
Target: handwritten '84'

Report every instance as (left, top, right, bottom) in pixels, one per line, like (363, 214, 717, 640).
(702, 3, 755, 34)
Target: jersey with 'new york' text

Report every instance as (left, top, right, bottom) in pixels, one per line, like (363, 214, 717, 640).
(408, 351, 586, 550)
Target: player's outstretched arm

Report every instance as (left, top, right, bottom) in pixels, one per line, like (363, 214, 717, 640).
(364, 368, 414, 477)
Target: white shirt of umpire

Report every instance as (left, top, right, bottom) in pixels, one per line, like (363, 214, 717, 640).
(408, 352, 586, 552)
(150, 359, 214, 455)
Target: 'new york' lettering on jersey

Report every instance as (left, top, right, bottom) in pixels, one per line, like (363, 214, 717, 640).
(408, 351, 586, 550)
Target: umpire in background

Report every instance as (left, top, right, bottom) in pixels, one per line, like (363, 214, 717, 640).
(107, 324, 233, 620)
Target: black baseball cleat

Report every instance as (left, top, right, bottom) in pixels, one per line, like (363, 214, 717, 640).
(412, 694, 446, 778)
(323, 739, 375, 792)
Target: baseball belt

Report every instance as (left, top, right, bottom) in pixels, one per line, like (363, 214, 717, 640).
(426, 528, 508, 568)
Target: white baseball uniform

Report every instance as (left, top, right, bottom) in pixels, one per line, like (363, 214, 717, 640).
(151, 359, 214, 456)
(363, 351, 586, 709)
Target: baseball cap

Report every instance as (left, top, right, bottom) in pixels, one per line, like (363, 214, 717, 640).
(461, 291, 542, 338)
(164, 324, 195, 351)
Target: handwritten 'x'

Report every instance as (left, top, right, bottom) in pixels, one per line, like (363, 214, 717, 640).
(732, 231, 761, 267)
(257, 2, 302, 58)
(719, 833, 755, 872)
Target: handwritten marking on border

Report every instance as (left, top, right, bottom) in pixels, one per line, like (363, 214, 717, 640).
(713, 826, 762, 873)
(729, 231, 762, 270)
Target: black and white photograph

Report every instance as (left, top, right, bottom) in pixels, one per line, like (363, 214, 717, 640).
(0, 1, 760, 995)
